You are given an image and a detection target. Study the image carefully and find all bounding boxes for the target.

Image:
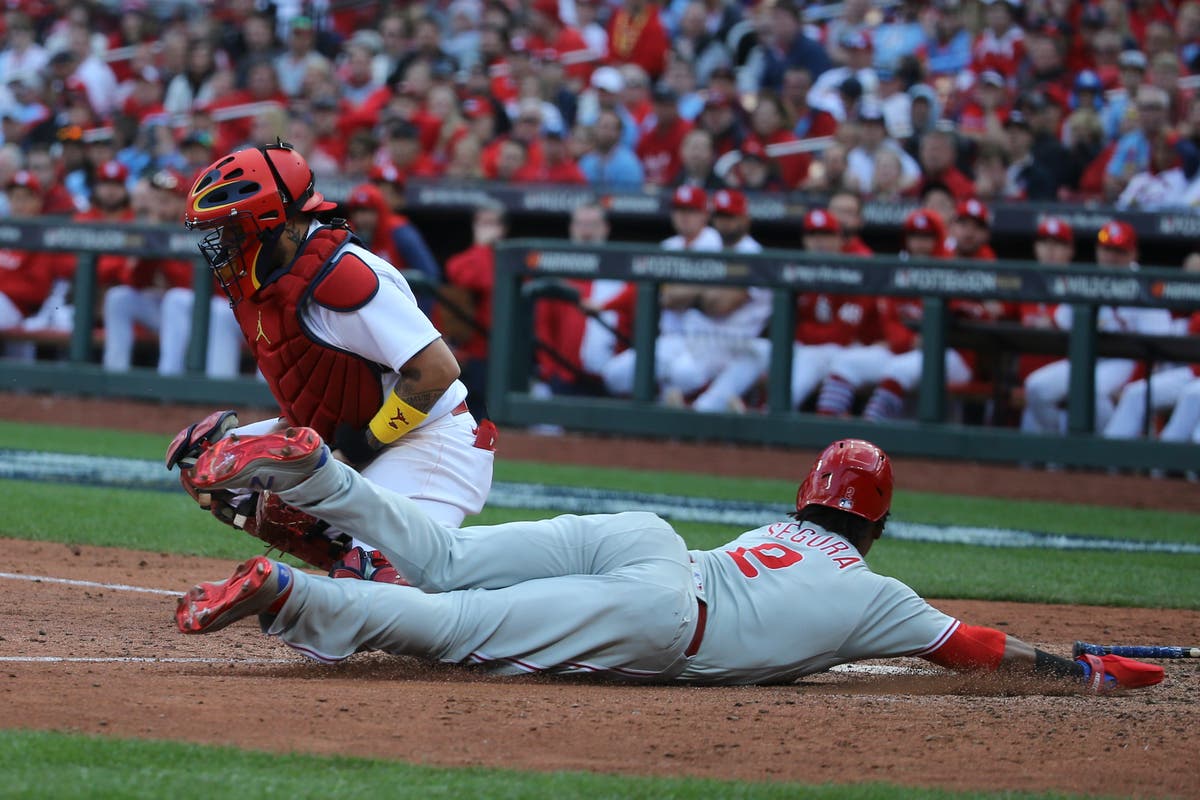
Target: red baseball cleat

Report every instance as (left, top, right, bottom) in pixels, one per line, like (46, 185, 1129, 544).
(176, 556, 293, 634)
(329, 546, 408, 585)
(191, 427, 327, 493)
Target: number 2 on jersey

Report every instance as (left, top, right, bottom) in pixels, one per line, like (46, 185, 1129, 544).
(725, 543, 804, 578)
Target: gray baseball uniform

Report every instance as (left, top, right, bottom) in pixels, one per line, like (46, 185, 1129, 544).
(263, 459, 958, 683)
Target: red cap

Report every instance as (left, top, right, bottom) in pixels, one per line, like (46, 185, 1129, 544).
(531, 0, 561, 24)
(5, 169, 41, 193)
(740, 139, 768, 160)
(1036, 216, 1073, 244)
(1097, 219, 1136, 251)
(803, 208, 840, 234)
(149, 168, 188, 196)
(345, 182, 384, 209)
(94, 160, 129, 184)
(368, 162, 406, 186)
(955, 197, 991, 227)
(904, 208, 943, 234)
(712, 189, 748, 216)
(671, 185, 707, 212)
(462, 96, 494, 120)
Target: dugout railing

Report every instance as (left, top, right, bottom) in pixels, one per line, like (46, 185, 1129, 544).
(487, 239, 1200, 473)
(0, 220, 1198, 472)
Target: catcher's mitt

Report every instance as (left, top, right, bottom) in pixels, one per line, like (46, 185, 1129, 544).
(178, 469, 351, 570)
(166, 410, 239, 470)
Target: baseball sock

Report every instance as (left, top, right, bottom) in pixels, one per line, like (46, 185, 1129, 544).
(816, 374, 855, 416)
(864, 379, 905, 421)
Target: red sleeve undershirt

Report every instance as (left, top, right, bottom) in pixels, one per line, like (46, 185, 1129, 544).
(922, 622, 1007, 671)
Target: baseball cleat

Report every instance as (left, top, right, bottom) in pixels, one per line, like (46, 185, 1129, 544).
(176, 556, 293, 634)
(328, 547, 408, 585)
(190, 427, 327, 493)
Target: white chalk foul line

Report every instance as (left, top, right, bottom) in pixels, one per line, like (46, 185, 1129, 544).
(0, 572, 180, 596)
(0, 656, 294, 664)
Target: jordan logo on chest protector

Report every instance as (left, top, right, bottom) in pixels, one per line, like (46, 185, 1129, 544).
(256, 310, 271, 344)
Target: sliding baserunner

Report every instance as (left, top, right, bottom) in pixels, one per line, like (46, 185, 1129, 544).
(175, 433, 1162, 691)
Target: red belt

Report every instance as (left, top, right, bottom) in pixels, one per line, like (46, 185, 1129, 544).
(685, 599, 707, 657)
(452, 401, 469, 415)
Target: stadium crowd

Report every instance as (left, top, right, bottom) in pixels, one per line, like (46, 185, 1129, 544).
(0, 0, 1198, 447)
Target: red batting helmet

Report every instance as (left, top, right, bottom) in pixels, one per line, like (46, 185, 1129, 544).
(184, 141, 336, 306)
(795, 439, 893, 522)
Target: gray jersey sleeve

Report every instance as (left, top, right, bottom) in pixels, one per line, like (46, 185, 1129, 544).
(836, 573, 959, 663)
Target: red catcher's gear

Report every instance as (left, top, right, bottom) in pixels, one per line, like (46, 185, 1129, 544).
(184, 142, 337, 306)
(795, 439, 893, 522)
(233, 226, 384, 442)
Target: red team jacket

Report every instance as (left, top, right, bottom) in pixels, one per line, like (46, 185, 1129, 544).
(0, 248, 56, 316)
(444, 244, 496, 362)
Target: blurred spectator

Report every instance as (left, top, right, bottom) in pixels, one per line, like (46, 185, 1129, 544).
(1117, 132, 1188, 210)
(924, 1, 973, 77)
(672, 0, 735, 86)
(919, 181, 959, 229)
(0, 12, 49, 79)
(163, 37, 221, 117)
(847, 105, 921, 196)
(828, 190, 874, 256)
(1022, 221, 1174, 437)
(1180, 2, 1200, 71)
(527, 0, 593, 85)
(607, 0, 670, 80)
(780, 67, 838, 141)
(874, 66, 912, 139)
(373, 13, 412, 84)
(1002, 111, 1058, 200)
(541, 130, 588, 184)
(341, 180, 439, 323)
(444, 202, 508, 419)
(1148, 52, 1187, 126)
(1106, 86, 1174, 201)
(744, 0, 832, 92)
(619, 64, 654, 131)
(1063, 108, 1108, 198)
(1176, 102, 1200, 180)
(826, 0, 875, 64)
(54, 19, 120, 118)
(808, 31, 879, 123)
(959, 70, 1009, 143)
(25, 143, 78, 215)
(873, 1, 927, 71)
(695, 91, 745, 157)
(673, 128, 723, 189)
(576, 0, 611, 66)
(725, 139, 786, 191)
(745, 93, 808, 187)
(275, 16, 331, 98)
(391, 16, 458, 84)
(1021, 24, 1072, 109)
(381, 120, 441, 181)
(662, 56, 706, 121)
(578, 66, 639, 149)
(902, 84, 942, 158)
(0, 171, 55, 360)
(914, 125, 975, 201)
(579, 109, 644, 187)
(1, 72, 51, 147)
(1070, 70, 1106, 115)
(801, 141, 853, 193)
(444, 133, 487, 180)
(972, 142, 1009, 202)
(1103, 50, 1149, 141)
(232, 12, 280, 86)
(971, 0, 1025, 79)
(638, 86, 692, 186)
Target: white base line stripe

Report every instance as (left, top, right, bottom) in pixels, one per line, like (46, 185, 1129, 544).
(831, 663, 941, 676)
(0, 572, 180, 596)
(0, 656, 294, 664)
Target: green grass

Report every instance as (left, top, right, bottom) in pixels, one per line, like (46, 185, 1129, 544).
(0, 730, 1111, 800)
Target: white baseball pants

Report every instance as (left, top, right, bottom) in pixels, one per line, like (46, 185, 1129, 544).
(1102, 366, 1197, 439)
(1021, 358, 1137, 435)
(159, 288, 245, 378)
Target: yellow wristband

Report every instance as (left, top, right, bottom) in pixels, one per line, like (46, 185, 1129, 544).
(367, 393, 429, 445)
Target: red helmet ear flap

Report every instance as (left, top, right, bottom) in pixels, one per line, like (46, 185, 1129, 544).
(796, 439, 892, 522)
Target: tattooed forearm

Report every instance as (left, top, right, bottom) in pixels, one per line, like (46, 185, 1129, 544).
(397, 387, 445, 413)
(285, 224, 306, 247)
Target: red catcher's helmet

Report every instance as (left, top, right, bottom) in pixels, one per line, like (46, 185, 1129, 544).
(795, 439, 893, 522)
(183, 141, 336, 306)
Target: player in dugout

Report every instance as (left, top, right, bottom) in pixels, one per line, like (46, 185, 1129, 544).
(174, 431, 1162, 693)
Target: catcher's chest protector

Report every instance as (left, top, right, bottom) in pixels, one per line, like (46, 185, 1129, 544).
(234, 227, 383, 441)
